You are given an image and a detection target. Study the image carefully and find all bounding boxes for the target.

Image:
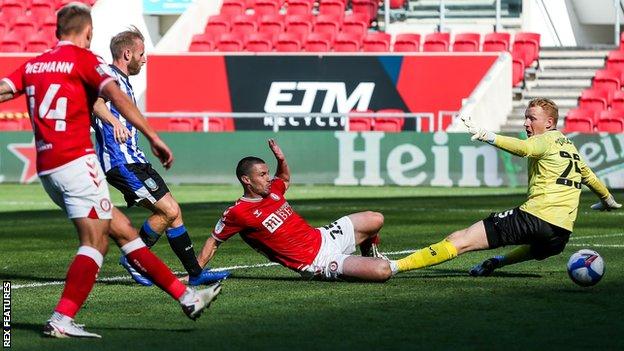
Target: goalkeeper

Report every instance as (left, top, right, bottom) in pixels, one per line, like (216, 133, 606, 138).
(390, 98, 621, 276)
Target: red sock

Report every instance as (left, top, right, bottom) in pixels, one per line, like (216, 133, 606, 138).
(124, 239, 186, 300)
(54, 247, 102, 318)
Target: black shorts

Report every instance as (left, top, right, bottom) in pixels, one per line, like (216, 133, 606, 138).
(106, 163, 170, 207)
(483, 207, 571, 260)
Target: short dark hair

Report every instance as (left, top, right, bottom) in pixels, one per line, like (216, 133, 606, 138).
(56, 2, 92, 39)
(110, 26, 145, 60)
(236, 157, 265, 182)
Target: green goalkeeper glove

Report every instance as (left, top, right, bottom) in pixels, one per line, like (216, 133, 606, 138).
(461, 115, 496, 143)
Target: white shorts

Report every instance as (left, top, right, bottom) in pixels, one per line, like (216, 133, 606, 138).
(303, 216, 356, 280)
(40, 154, 113, 219)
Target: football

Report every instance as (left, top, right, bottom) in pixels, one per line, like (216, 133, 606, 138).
(567, 249, 605, 287)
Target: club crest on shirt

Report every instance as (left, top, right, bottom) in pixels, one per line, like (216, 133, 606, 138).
(253, 209, 262, 218)
(144, 178, 158, 191)
(270, 193, 280, 201)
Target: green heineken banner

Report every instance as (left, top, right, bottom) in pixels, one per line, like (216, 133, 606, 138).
(1, 132, 623, 188)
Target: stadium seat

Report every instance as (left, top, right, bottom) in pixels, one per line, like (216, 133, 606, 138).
(333, 32, 360, 52)
(25, 33, 50, 52)
(254, 0, 280, 15)
(362, 32, 391, 52)
(390, 0, 406, 9)
(0, 117, 22, 131)
(393, 33, 420, 52)
(512, 32, 540, 67)
(482, 32, 510, 52)
(12, 15, 37, 42)
(348, 110, 374, 131)
(564, 117, 593, 133)
(258, 14, 284, 43)
(31, 0, 55, 26)
(373, 109, 404, 132)
(511, 51, 525, 87)
(189, 33, 216, 52)
(205, 118, 236, 132)
(592, 69, 621, 103)
(452, 33, 480, 52)
(342, 20, 367, 40)
(0, 24, 6, 39)
(205, 15, 231, 35)
(423, 32, 450, 52)
(0, 2, 22, 25)
(287, 0, 313, 15)
(168, 118, 195, 132)
(216, 33, 245, 51)
(40, 15, 57, 36)
(0, 32, 24, 52)
(314, 14, 341, 42)
(286, 15, 313, 41)
(597, 110, 624, 132)
(304, 32, 332, 52)
(231, 14, 258, 35)
(611, 90, 624, 110)
(220, 0, 246, 16)
(566, 108, 599, 125)
(606, 50, 624, 72)
(351, 0, 378, 24)
(275, 32, 302, 51)
(246, 32, 273, 51)
(319, 0, 345, 18)
(578, 89, 609, 115)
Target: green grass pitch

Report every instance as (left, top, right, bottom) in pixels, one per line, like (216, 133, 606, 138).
(1, 184, 622, 350)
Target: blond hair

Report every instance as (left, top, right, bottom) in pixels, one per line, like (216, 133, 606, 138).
(528, 98, 559, 129)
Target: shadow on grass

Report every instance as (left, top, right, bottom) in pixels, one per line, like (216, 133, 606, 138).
(12, 322, 195, 335)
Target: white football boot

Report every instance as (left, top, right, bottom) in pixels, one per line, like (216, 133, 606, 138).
(43, 313, 101, 338)
(179, 283, 222, 321)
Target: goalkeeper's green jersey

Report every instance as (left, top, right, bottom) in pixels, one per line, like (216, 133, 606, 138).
(493, 130, 610, 231)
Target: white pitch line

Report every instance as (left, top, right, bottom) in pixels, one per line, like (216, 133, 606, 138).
(568, 243, 624, 248)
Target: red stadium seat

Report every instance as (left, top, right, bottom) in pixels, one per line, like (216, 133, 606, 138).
(231, 14, 258, 35)
(597, 110, 624, 132)
(390, 0, 406, 9)
(202, 118, 235, 132)
(564, 117, 593, 133)
(483, 32, 510, 52)
(592, 69, 621, 104)
(189, 33, 216, 52)
(319, 0, 345, 18)
(512, 32, 540, 67)
(612, 90, 624, 110)
(452, 33, 480, 52)
(287, 0, 313, 15)
(0, 24, 6, 39)
(566, 108, 599, 123)
(254, 0, 280, 15)
(25, 33, 50, 52)
(40, 15, 56, 36)
(333, 32, 360, 52)
(511, 51, 525, 87)
(348, 110, 373, 131)
(351, 0, 378, 24)
(578, 89, 609, 115)
(220, 0, 246, 16)
(13, 15, 37, 42)
(31, 0, 55, 26)
(0, 33, 24, 52)
(0, 3, 23, 25)
(205, 15, 231, 35)
(362, 32, 391, 52)
(216, 33, 245, 51)
(246, 32, 273, 51)
(373, 109, 404, 132)
(314, 14, 341, 41)
(258, 14, 284, 43)
(168, 118, 194, 132)
(393, 33, 420, 52)
(606, 50, 624, 72)
(286, 14, 313, 41)
(275, 32, 302, 52)
(304, 32, 332, 52)
(342, 16, 367, 38)
(423, 32, 450, 52)
(0, 117, 22, 131)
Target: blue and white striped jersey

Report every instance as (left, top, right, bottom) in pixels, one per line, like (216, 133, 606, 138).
(94, 65, 148, 172)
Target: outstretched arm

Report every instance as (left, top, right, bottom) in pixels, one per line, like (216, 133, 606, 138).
(268, 138, 290, 189)
(100, 81, 174, 169)
(0, 80, 16, 103)
(197, 236, 221, 268)
(93, 98, 131, 144)
(580, 162, 622, 211)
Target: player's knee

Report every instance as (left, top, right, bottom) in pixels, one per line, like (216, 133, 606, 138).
(375, 261, 392, 282)
(363, 211, 384, 231)
(158, 200, 180, 224)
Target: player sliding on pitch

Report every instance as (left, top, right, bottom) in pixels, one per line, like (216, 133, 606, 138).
(196, 139, 393, 282)
(392, 98, 621, 276)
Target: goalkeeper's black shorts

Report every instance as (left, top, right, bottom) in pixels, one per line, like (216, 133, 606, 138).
(483, 207, 571, 260)
(105, 163, 170, 208)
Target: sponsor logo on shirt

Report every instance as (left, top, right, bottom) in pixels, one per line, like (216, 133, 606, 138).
(253, 209, 262, 218)
(261, 203, 294, 233)
(270, 193, 280, 201)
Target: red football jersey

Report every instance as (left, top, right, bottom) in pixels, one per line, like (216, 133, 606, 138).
(2, 41, 114, 174)
(212, 178, 322, 271)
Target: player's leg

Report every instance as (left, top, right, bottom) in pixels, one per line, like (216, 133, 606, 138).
(392, 220, 487, 274)
(346, 211, 385, 257)
(341, 256, 392, 282)
(108, 207, 222, 319)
